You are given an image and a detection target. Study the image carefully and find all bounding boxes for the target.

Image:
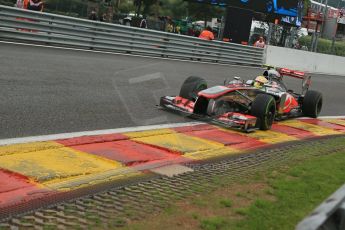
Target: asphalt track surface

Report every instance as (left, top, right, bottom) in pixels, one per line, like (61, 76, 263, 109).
(1, 42, 344, 139)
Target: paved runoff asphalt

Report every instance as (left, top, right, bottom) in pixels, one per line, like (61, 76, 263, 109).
(0, 42, 344, 139)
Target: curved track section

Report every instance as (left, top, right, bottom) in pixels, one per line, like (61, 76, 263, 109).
(1, 42, 345, 139)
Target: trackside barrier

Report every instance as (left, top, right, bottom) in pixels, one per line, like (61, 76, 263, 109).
(0, 5, 264, 66)
(296, 184, 345, 230)
(264, 45, 345, 76)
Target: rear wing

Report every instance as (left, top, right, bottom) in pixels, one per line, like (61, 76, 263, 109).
(277, 68, 306, 79)
(263, 65, 311, 94)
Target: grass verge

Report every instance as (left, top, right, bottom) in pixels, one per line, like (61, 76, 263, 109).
(122, 144, 345, 230)
(299, 36, 345, 56)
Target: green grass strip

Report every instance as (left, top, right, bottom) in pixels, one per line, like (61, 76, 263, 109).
(123, 139, 345, 230)
(233, 150, 345, 230)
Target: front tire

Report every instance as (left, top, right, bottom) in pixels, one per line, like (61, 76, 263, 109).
(302, 90, 322, 118)
(251, 94, 276, 130)
(179, 76, 207, 101)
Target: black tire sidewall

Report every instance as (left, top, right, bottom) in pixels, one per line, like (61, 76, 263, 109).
(251, 94, 276, 130)
(302, 90, 323, 118)
(179, 76, 207, 101)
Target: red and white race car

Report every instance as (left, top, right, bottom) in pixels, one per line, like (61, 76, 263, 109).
(159, 66, 323, 132)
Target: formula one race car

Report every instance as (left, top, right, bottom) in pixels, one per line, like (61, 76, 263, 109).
(159, 66, 323, 132)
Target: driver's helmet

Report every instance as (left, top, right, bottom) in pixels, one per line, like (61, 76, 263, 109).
(254, 76, 268, 88)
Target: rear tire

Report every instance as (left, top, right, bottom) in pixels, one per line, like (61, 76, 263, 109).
(179, 76, 207, 101)
(251, 94, 276, 130)
(302, 90, 322, 118)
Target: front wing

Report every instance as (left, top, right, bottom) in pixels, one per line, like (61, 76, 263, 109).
(159, 96, 258, 132)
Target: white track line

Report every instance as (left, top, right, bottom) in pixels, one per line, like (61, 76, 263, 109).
(0, 41, 261, 69)
(0, 122, 204, 146)
(1, 116, 344, 146)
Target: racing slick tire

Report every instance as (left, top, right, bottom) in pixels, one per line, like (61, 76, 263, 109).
(302, 90, 323, 118)
(251, 94, 276, 130)
(179, 76, 207, 101)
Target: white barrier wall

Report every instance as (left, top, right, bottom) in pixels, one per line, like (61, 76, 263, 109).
(264, 45, 345, 76)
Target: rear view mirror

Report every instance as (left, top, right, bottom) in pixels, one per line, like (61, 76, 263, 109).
(234, 76, 240, 81)
(246, 80, 254, 85)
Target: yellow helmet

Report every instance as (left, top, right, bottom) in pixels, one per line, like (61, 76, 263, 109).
(254, 76, 268, 88)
